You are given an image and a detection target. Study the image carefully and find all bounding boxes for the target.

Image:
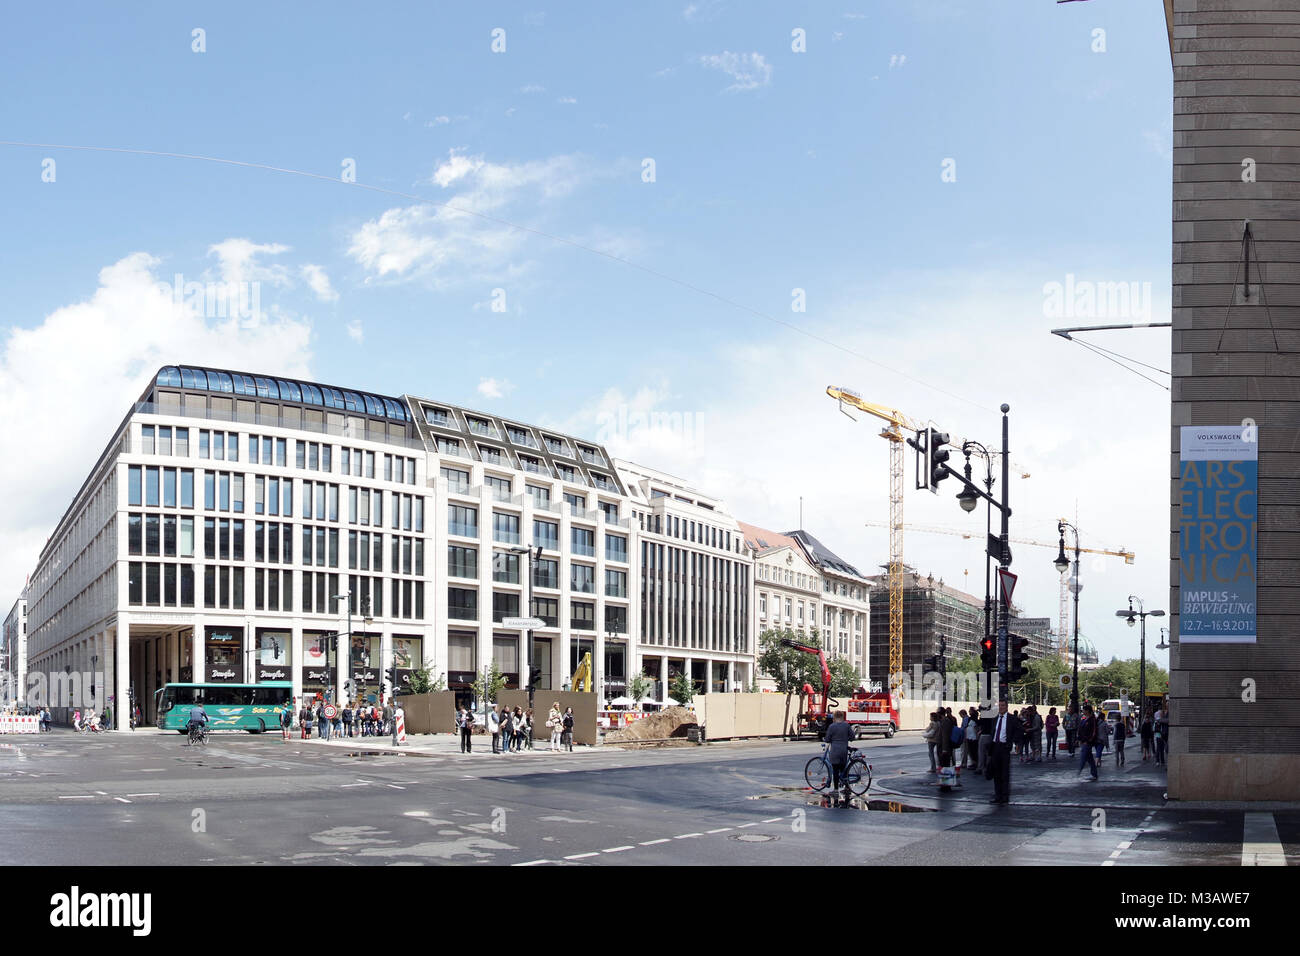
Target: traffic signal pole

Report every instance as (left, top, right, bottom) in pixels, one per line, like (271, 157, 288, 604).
(998, 404, 1011, 702)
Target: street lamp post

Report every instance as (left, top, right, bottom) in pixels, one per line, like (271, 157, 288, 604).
(958, 441, 997, 655)
(331, 590, 352, 705)
(1117, 596, 1165, 724)
(508, 545, 544, 708)
(1055, 521, 1081, 718)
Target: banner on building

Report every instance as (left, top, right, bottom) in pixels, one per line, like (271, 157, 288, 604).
(1179, 426, 1257, 643)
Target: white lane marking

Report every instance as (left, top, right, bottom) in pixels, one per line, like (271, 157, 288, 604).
(673, 833, 702, 840)
(737, 822, 758, 829)
(602, 846, 634, 853)
(762, 817, 782, 824)
(126, 768, 165, 772)
(94, 790, 107, 795)
(514, 860, 551, 866)
(126, 793, 160, 797)
(340, 783, 369, 788)
(58, 795, 94, 800)
(639, 839, 670, 846)
(386, 784, 406, 790)
(1242, 812, 1286, 866)
(1108, 850, 1122, 859)
(564, 852, 598, 860)
(1117, 841, 1133, 850)
(114, 797, 132, 803)
(1101, 860, 1116, 867)
(706, 828, 732, 834)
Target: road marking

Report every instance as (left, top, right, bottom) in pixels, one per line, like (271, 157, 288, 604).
(94, 790, 107, 795)
(514, 860, 551, 866)
(564, 852, 598, 860)
(1117, 841, 1133, 850)
(673, 833, 702, 840)
(602, 846, 634, 853)
(706, 828, 732, 834)
(639, 839, 670, 846)
(762, 817, 782, 824)
(386, 784, 406, 790)
(126, 793, 160, 797)
(340, 783, 369, 788)
(1242, 812, 1286, 866)
(1108, 850, 1122, 859)
(737, 822, 758, 828)
(114, 797, 132, 803)
(1101, 860, 1116, 867)
(126, 768, 165, 772)
(58, 795, 94, 800)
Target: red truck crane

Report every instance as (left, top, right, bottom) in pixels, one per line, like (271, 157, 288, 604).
(780, 638, 899, 740)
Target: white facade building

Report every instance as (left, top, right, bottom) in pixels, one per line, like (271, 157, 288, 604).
(618, 461, 754, 699)
(2, 592, 27, 707)
(21, 365, 639, 727)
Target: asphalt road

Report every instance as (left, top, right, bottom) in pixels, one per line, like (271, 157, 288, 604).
(0, 731, 1293, 867)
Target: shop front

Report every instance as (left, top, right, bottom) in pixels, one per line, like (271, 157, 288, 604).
(300, 629, 336, 702)
(255, 629, 292, 683)
(204, 626, 243, 683)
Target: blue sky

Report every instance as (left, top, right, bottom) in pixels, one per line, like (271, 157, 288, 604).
(0, 1, 1176, 667)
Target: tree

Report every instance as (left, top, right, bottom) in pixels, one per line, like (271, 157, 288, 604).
(407, 668, 447, 695)
(669, 673, 695, 706)
(629, 671, 652, 706)
(471, 662, 507, 710)
(757, 628, 827, 738)
(828, 657, 860, 697)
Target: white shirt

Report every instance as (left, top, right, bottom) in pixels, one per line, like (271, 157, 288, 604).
(996, 715, 1007, 743)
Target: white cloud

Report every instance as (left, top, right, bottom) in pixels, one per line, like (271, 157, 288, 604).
(559, 269, 1172, 667)
(519, 84, 546, 94)
(1143, 118, 1173, 161)
(698, 51, 772, 92)
(346, 319, 364, 343)
(477, 377, 515, 400)
(557, 96, 577, 105)
(348, 149, 614, 283)
(425, 116, 451, 126)
(889, 53, 907, 68)
(301, 264, 338, 303)
(832, 31, 844, 42)
(0, 250, 312, 592)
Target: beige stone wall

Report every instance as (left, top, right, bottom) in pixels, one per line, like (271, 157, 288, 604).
(398, 691, 459, 735)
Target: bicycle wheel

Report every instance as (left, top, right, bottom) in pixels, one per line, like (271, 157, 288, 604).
(804, 755, 830, 790)
(846, 756, 872, 796)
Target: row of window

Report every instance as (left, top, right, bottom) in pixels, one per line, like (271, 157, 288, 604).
(639, 512, 736, 552)
(445, 589, 625, 632)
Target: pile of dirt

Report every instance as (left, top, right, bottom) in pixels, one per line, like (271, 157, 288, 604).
(606, 706, 698, 743)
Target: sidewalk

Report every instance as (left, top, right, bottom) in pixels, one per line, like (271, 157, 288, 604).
(880, 747, 1169, 809)
(296, 732, 603, 757)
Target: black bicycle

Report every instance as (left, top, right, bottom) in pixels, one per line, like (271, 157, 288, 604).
(187, 723, 209, 747)
(804, 744, 872, 796)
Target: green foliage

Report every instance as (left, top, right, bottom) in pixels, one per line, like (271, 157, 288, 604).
(828, 657, 861, 697)
(948, 653, 981, 677)
(407, 668, 447, 695)
(471, 662, 507, 708)
(629, 671, 652, 704)
(669, 673, 695, 706)
(756, 627, 826, 695)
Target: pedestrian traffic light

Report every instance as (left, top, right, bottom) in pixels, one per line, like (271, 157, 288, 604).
(1008, 635, 1030, 681)
(528, 666, 542, 691)
(980, 636, 996, 672)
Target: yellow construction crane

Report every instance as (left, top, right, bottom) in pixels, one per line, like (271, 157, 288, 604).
(826, 387, 927, 692)
(862, 519, 1134, 659)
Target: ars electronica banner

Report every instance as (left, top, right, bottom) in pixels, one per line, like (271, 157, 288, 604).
(1179, 426, 1257, 643)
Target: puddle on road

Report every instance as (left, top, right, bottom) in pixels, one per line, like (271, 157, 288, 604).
(747, 786, 937, 813)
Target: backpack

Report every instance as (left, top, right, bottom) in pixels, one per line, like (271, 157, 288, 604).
(951, 723, 965, 745)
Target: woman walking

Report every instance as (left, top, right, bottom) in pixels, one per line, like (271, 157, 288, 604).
(548, 702, 563, 751)
(1045, 707, 1059, 760)
(923, 711, 940, 773)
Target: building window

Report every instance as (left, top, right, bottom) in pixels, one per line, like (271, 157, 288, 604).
(492, 512, 520, 545)
(571, 527, 594, 557)
(605, 533, 627, 562)
(571, 601, 595, 631)
(493, 591, 520, 623)
(534, 519, 559, 551)
(531, 596, 558, 627)
(492, 551, 519, 584)
(605, 569, 626, 598)
(448, 587, 478, 621)
(448, 545, 477, 579)
(448, 505, 478, 538)
(604, 604, 627, 634)
(533, 558, 559, 590)
(570, 564, 595, 594)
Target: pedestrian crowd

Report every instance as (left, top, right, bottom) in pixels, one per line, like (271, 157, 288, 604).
(296, 700, 395, 740)
(479, 701, 576, 754)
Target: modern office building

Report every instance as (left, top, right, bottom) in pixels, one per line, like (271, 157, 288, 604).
(866, 568, 986, 686)
(618, 462, 754, 698)
(2, 592, 27, 707)
(20, 365, 639, 727)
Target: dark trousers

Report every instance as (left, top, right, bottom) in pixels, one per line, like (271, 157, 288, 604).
(830, 758, 849, 791)
(460, 727, 472, 752)
(991, 742, 1012, 801)
(1046, 730, 1058, 757)
(491, 732, 500, 753)
(1065, 728, 1077, 755)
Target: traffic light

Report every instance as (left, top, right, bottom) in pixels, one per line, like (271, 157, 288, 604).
(980, 636, 996, 672)
(1008, 635, 1030, 681)
(528, 666, 542, 691)
(386, 664, 398, 698)
(923, 655, 941, 674)
(927, 428, 951, 491)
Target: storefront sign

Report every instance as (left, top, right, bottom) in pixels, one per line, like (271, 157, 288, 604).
(1179, 425, 1258, 643)
(257, 666, 291, 682)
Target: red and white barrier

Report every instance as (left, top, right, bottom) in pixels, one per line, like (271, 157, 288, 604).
(395, 711, 407, 744)
(0, 715, 40, 734)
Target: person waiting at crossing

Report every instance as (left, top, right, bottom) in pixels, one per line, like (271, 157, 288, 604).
(824, 711, 854, 797)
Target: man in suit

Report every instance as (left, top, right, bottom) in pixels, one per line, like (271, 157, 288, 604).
(988, 698, 1024, 804)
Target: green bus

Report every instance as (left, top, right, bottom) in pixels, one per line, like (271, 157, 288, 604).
(156, 682, 293, 734)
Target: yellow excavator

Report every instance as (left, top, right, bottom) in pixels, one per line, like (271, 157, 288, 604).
(571, 652, 593, 692)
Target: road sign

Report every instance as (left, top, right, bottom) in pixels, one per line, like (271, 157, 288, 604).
(997, 568, 1018, 606)
(1059, 673, 1073, 689)
(502, 617, 546, 629)
(322, 703, 337, 720)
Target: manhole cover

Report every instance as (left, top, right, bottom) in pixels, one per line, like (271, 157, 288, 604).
(731, 833, 778, 843)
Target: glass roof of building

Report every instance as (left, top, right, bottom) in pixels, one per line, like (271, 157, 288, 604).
(155, 366, 412, 423)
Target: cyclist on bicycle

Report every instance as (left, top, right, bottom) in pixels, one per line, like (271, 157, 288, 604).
(187, 704, 209, 738)
(824, 710, 854, 795)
